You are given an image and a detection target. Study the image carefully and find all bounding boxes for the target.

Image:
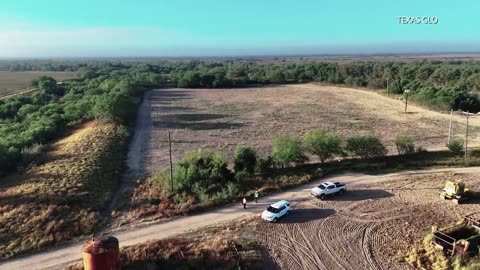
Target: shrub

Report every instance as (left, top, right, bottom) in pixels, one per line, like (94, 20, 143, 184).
(271, 135, 307, 167)
(234, 146, 257, 175)
(174, 151, 231, 192)
(268, 70, 286, 84)
(234, 169, 250, 183)
(395, 135, 415, 155)
(447, 139, 464, 156)
(93, 94, 136, 124)
(346, 136, 387, 159)
(254, 157, 272, 175)
(38, 76, 61, 95)
(20, 143, 46, 168)
(304, 129, 342, 163)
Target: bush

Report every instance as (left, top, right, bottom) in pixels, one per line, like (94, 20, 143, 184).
(395, 135, 415, 155)
(92, 94, 136, 124)
(346, 136, 387, 159)
(38, 76, 61, 95)
(174, 151, 232, 192)
(20, 143, 46, 168)
(254, 157, 272, 175)
(234, 146, 257, 175)
(272, 135, 307, 167)
(447, 139, 464, 156)
(304, 129, 342, 163)
(234, 169, 250, 183)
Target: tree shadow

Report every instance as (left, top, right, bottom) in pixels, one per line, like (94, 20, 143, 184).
(150, 89, 193, 101)
(316, 189, 393, 202)
(172, 113, 227, 122)
(278, 208, 335, 224)
(152, 112, 245, 130)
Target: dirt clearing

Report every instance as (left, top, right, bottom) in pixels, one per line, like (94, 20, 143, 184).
(138, 84, 480, 175)
(257, 170, 480, 270)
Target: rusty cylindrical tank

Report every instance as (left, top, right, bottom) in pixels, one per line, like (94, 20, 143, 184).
(82, 236, 120, 270)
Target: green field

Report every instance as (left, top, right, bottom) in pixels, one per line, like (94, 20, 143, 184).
(0, 71, 77, 96)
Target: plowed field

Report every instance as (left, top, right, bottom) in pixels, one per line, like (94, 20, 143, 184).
(257, 171, 480, 270)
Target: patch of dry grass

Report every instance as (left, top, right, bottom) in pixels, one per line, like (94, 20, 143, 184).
(66, 218, 267, 270)
(0, 122, 127, 259)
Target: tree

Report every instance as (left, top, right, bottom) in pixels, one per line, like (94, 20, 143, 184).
(447, 140, 464, 156)
(272, 135, 307, 167)
(346, 136, 387, 159)
(92, 94, 136, 124)
(174, 151, 231, 192)
(17, 104, 39, 119)
(177, 71, 201, 88)
(388, 79, 409, 94)
(304, 129, 342, 163)
(38, 76, 60, 95)
(269, 70, 286, 84)
(395, 135, 415, 155)
(234, 146, 257, 175)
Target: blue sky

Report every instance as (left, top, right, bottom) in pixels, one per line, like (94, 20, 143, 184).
(0, 0, 479, 57)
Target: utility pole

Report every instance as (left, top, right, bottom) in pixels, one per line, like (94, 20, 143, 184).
(465, 112, 470, 159)
(404, 89, 410, 113)
(448, 109, 453, 144)
(461, 111, 474, 158)
(168, 131, 174, 193)
(386, 78, 389, 97)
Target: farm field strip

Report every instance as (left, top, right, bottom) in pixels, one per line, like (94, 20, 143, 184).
(0, 71, 77, 95)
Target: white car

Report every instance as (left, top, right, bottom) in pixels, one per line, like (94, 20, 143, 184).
(311, 181, 347, 200)
(261, 200, 290, 222)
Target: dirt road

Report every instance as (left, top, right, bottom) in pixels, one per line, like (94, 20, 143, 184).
(107, 91, 153, 212)
(2, 167, 480, 270)
(0, 87, 38, 100)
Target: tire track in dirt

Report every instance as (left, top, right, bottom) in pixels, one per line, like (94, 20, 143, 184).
(315, 217, 353, 270)
(361, 224, 385, 270)
(282, 225, 320, 270)
(262, 227, 305, 269)
(261, 221, 328, 270)
(294, 223, 328, 270)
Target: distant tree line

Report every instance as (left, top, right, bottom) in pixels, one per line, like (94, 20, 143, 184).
(3, 59, 480, 112)
(2, 59, 480, 175)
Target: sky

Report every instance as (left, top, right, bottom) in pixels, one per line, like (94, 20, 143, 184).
(0, 0, 479, 57)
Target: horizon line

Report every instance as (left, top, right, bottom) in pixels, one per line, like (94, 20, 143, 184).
(2, 51, 480, 61)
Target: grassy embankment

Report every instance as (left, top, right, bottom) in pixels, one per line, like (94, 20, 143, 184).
(0, 122, 128, 260)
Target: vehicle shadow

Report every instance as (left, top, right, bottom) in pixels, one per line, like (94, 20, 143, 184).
(316, 189, 393, 202)
(278, 208, 335, 224)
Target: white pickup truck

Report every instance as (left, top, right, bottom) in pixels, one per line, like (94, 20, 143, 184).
(311, 181, 347, 200)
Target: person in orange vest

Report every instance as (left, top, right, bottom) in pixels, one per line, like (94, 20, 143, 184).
(242, 197, 247, 209)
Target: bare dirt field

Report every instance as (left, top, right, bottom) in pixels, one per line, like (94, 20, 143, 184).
(140, 84, 480, 175)
(256, 170, 480, 270)
(0, 71, 77, 96)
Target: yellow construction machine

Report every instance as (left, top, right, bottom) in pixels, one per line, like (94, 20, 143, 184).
(440, 180, 471, 204)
